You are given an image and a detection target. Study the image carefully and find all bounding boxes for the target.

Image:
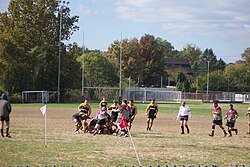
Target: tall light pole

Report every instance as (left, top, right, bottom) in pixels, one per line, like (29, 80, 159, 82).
(82, 31, 85, 97)
(119, 33, 122, 97)
(207, 61, 210, 95)
(57, 2, 68, 103)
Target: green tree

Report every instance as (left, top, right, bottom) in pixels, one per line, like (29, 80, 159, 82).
(191, 75, 207, 93)
(176, 72, 190, 92)
(104, 34, 176, 87)
(224, 62, 250, 92)
(241, 47, 250, 73)
(0, 0, 79, 97)
(83, 51, 119, 87)
(179, 44, 202, 76)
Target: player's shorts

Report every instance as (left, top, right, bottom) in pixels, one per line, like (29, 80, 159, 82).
(212, 120, 223, 125)
(180, 115, 189, 121)
(72, 113, 82, 122)
(97, 119, 106, 126)
(110, 114, 118, 122)
(226, 122, 235, 128)
(148, 111, 157, 119)
(89, 119, 98, 127)
(0, 116, 10, 122)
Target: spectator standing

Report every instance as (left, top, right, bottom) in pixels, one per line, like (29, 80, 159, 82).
(0, 94, 12, 138)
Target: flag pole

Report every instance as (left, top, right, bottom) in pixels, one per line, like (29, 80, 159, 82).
(45, 108, 47, 147)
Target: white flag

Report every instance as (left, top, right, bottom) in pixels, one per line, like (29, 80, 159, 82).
(40, 105, 46, 116)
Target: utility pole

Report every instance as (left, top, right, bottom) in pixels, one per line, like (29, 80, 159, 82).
(82, 31, 85, 97)
(207, 61, 210, 95)
(119, 33, 122, 97)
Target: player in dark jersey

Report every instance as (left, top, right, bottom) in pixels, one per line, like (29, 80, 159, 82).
(209, 102, 227, 137)
(224, 104, 238, 137)
(146, 99, 159, 131)
(76, 100, 92, 132)
(108, 100, 120, 133)
(128, 100, 138, 130)
(72, 112, 86, 134)
(99, 98, 108, 109)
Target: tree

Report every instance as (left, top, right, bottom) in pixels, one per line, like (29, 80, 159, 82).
(224, 62, 250, 92)
(104, 34, 176, 87)
(0, 0, 79, 97)
(83, 51, 119, 87)
(241, 47, 250, 73)
(176, 72, 190, 92)
(179, 44, 202, 76)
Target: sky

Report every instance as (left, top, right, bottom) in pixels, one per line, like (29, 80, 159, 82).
(1, 0, 250, 63)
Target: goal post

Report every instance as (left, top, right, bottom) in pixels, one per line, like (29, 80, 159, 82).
(123, 87, 182, 103)
(22, 91, 49, 103)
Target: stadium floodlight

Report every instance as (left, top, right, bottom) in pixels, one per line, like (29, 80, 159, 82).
(82, 31, 85, 97)
(207, 61, 210, 95)
(57, 1, 68, 103)
(119, 33, 122, 97)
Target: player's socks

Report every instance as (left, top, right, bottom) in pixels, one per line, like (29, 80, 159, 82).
(209, 129, 214, 137)
(185, 125, 190, 134)
(6, 128, 11, 138)
(223, 130, 227, 137)
(0, 129, 4, 137)
(146, 121, 150, 131)
(233, 129, 238, 135)
(181, 126, 184, 134)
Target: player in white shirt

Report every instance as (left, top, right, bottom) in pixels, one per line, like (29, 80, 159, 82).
(176, 101, 191, 134)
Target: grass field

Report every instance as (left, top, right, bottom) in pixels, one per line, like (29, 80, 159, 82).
(0, 101, 250, 167)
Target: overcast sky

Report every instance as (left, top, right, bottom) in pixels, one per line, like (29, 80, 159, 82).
(1, 0, 250, 63)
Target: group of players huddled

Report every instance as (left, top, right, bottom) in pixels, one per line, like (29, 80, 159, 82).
(72, 98, 146, 137)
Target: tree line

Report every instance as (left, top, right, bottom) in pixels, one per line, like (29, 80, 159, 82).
(0, 0, 250, 102)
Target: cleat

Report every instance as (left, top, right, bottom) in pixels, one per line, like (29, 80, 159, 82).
(235, 129, 238, 135)
(187, 129, 190, 134)
(209, 134, 214, 137)
(75, 131, 80, 134)
(5, 134, 11, 138)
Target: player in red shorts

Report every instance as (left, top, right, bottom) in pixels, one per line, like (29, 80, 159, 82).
(209, 102, 227, 137)
(224, 104, 239, 137)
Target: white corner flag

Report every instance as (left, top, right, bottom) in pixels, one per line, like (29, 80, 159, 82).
(40, 105, 46, 116)
(40, 105, 47, 147)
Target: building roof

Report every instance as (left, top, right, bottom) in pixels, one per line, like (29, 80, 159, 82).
(166, 57, 194, 76)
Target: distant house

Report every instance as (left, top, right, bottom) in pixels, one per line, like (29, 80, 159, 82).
(165, 57, 194, 85)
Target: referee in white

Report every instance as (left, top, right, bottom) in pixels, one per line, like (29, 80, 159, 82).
(176, 101, 192, 134)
